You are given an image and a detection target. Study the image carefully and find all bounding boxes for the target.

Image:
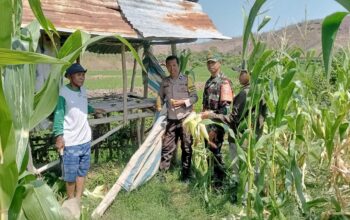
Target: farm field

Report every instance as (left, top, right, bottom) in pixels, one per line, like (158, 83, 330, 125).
(3, 0, 350, 219)
(76, 59, 341, 219)
(84, 65, 239, 91)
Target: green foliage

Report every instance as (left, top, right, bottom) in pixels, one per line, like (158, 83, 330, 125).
(322, 12, 349, 78)
(21, 180, 63, 220)
(27, 0, 58, 53)
(0, 48, 66, 65)
(335, 0, 350, 11)
(242, 0, 267, 66)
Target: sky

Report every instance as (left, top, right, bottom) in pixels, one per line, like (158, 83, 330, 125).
(199, 0, 346, 37)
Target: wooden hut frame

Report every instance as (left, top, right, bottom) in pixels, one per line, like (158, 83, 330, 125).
(25, 0, 229, 179)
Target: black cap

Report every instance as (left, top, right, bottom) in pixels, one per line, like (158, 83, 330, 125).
(65, 63, 87, 77)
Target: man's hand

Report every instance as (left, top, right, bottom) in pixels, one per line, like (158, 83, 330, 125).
(171, 99, 185, 108)
(55, 136, 65, 152)
(207, 141, 217, 150)
(201, 111, 211, 119)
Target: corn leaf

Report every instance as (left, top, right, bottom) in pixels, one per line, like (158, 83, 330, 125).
(0, 126, 17, 220)
(325, 113, 346, 161)
(8, 185, 26, 220)
(322, 12, 348, 78)
(275, 82, 295, 126)
(295, 114, 305, 142)
(291, 154, 307, 213)
(28, 0, 58, 53)
(13, 0, 22, 36)
(4, 23, 46, 171)
(22, 180, 63, 220)
(331, 197, 342, 212)
(0, 0, 13, 49)
(280, 68, 296, 88)
(339, 122, 349, 141)
(242, 0, 267, 62)
(248, 41, 267, 70)
(0, 48, 67, 65)
(3, 64, 32, 171)
(335, 0, 350, 12)
(251, 50, 274, 82)
(114, 35, 146, 73)
(257, 15, 271, 32)
(305, 198, 328, 210)
(0, 28, 18, 216)
(254, 163, 266, 220)
(24, 21, 41, 52)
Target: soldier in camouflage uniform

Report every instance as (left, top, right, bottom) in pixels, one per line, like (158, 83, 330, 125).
(202, 53, 233, 186)
(203, 70, 266, 173)
(158, 55, 198, 182)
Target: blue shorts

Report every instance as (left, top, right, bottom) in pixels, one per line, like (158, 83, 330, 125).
(63, 142, 91, 182)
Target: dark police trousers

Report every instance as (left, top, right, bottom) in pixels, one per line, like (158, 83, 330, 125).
(160, 119, 193, 177)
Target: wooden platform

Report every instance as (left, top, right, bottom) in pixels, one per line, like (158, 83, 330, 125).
(89, 94, 156, 113)
(88, 94, 156, 125)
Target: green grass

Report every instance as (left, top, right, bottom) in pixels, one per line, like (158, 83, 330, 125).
(84, 70, 143, 90)
(82, 146, 242, 220)
(84, 64, 240, 91)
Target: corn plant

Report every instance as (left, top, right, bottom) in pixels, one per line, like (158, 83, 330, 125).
(179, 49, 197, 81)
(322, 0, 350, 79)
(182, 112, 213, 203)
(0, 1, 144, 219)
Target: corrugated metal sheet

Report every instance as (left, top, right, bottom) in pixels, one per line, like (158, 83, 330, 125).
(118, 0, 230, 40)
(22, 0, 139, 38)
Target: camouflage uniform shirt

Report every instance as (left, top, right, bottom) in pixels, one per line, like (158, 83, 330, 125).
(203, 72, 233, 115)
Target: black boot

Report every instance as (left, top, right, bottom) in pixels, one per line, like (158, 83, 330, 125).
(180, 169, 191, 183)
(229, 178, 239, 204)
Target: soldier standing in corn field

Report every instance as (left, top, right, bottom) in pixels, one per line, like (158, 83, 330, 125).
(158, 55, 198, 182)
(202, 69, 266, 202)
(202, 52, 233, 187)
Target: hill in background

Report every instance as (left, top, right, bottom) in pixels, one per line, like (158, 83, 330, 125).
(82, 17, 350, 70)
(154, 17, 350, 55)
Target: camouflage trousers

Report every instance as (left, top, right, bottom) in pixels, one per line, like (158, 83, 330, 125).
(205, 124, 226, 184)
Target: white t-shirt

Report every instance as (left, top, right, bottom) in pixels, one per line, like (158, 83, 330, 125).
(60, 86, 91, 146)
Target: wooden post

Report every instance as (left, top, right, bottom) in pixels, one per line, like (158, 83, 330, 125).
(171, 43, 177, 56)
(140, 43, 150, 141)
(130, 47, 139, 93)
(121, 44, 127, 124)
(136, 111, 141, 147)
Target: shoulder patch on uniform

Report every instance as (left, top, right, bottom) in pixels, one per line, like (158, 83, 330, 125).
(187, 76, 195, 92)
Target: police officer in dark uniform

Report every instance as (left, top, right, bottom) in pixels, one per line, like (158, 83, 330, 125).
(158, 55, 198, 182)
(202, 52, 233, 186)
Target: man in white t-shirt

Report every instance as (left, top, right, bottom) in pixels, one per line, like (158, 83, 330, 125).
(53, 63, 105, 199)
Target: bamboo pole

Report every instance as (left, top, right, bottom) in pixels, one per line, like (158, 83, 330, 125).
(136, 111, 142, 147)
(36, 124, 126, 174)
(171, 43, 177, 56)
(121, 44, 128, 124)
(140, 43, 150, 141)
(130, 47, 139, 93)
(91, 184, 122, 219)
